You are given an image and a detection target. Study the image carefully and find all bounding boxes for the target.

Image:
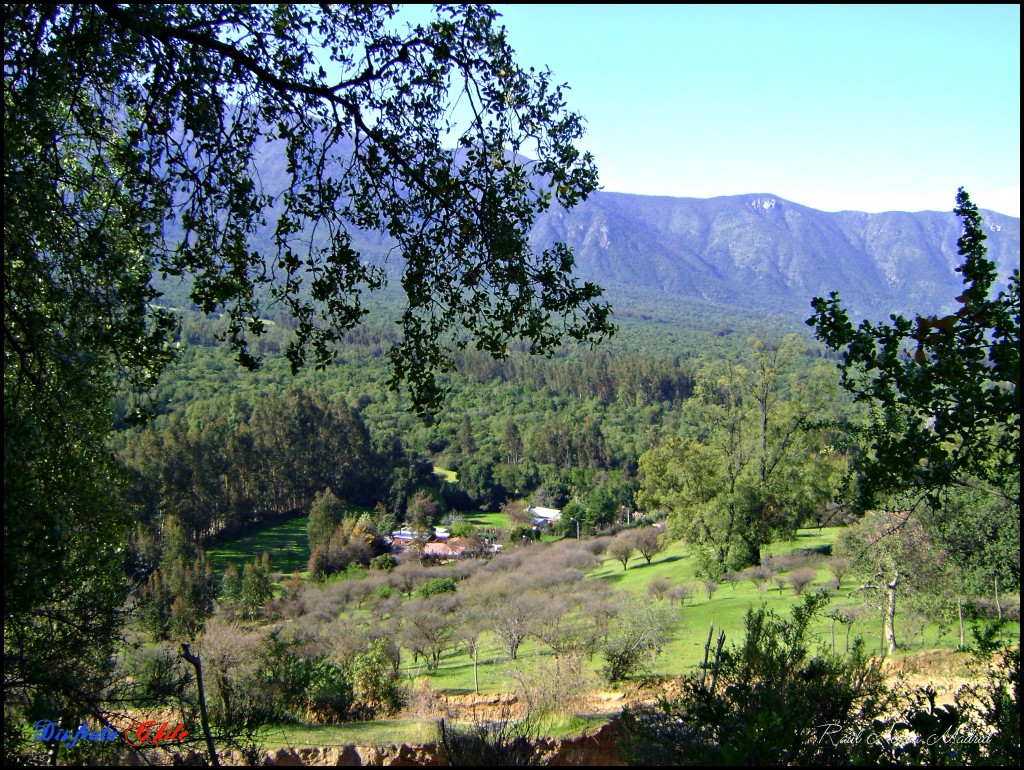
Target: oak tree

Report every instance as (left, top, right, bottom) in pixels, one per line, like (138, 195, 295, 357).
(4, 3, 609, 746)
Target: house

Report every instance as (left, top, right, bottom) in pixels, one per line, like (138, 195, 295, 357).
(391, 525, 450, 544)
(529, 506, 562, 526)
(390, 528, 417, 543)
(422, 538, 469, 560)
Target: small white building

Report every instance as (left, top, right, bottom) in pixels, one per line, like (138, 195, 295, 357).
(528, 506, 562, 526)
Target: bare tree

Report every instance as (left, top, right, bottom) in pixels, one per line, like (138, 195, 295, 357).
(501, 498, 532, 528)
(788, 568, 817, 596)
(634, 527, 667, 565)
(607, 535, 637, 571)
(827, 557, 850, 590)
(401, 594, 461, 671)
(391, 562, 427, 599)
(532, 597, 601, 660)
(465, 579, 542, 661)
(703, 579, 720, 601)
(666, 585, 695, 606)
(648, 577, 671, 601)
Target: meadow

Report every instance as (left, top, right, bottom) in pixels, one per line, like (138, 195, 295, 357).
(211, 515, 1019, 696)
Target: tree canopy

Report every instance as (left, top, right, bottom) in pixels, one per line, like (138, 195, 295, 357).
(5, 3, 612, 415)
(808, 189, 1019, 596)
(4, 3, 610, 752)
(807, 188, 1019, 516)
(637, 336, 846, 574)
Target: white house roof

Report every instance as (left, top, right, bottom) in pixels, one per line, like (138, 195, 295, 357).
(528, 506, 562, 521)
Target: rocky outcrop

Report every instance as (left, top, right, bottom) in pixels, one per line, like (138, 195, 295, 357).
(255, 743, 446, 766)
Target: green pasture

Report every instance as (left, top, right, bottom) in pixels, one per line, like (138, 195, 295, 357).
(463, 511, 512, 530)
(206, 504, 377, 580)
(266, 719, 436, 749)
(394, 527, 1019, 696)
(206, 514, 311, 578)
(208, 517, 1019, 699)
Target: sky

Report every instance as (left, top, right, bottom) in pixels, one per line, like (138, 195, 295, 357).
(482, 4, 1020, 217)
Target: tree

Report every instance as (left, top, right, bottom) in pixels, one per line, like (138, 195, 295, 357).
(401, 594, 461, 671)
(240, 560, 274, 620)
(5, 3, 610, 743)
(606, 534, 637, 571)
(307, 488, 348, 552)
(222, 565, 243, 604)
(469, 580, 542, 661)
(808, 188, 1019, 540)
(787, 567, 817, 596)
(619, 594, 892, 766)
(633, 526, 667, 565)
(835, 511, 945, 655)
(600, 599, 675, 682)
(638, 337, 845, 574)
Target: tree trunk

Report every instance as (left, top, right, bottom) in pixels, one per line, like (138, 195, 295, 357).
(995, 577, 1003, 644)
(181, 644, 220, 767)
(884, 572, 899, 656)
(473, 647, 479, 695)
(958, 598, 966, 649)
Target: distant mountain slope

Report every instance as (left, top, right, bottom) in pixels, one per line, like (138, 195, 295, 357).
(158, 152, 1020, 325)
(531, 192, 1020, 320)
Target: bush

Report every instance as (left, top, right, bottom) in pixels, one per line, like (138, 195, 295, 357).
(371, 553, 395, 572)
(417, 576, 458, 598)
(350, 639, 406, 719)
(647, 577, 671, 601)
(601, 600, 675, 683)
(438, 712, 539, 767)
(788, 567, 818, 596)
(850, 648, 1020, 766)
(619, 593, 894, 765)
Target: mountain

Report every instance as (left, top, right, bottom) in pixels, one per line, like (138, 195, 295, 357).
(530, 192, 1020, 320)
(157, 140, 1021, 325)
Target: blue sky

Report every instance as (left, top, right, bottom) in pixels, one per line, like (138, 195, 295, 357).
(485, 4, 1020, 216)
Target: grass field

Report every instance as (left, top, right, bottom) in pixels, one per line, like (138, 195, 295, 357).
(463, 511, 512, 530)
(209, 517, 1020, 699)
(201, 516, 1020, 750)
(265, 719, 436, 749)
(433, 466, 459, 483)
(206, 515, 312, 577)
(398, 527, 1020, 695)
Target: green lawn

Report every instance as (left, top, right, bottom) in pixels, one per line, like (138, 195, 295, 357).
(267, 719, 436, 748)
(464, 511, 512, 530)
(206, 504, 376, 579)
(433, 465, 459, 483)
(207, 515, 310, 577)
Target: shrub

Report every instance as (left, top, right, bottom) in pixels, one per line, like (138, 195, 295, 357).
(619, 593, 894, 765)
(647, 577, 671, 601)
(601, 600, 675, 683)
(417, 576, 458, 598)
(666, 585, 695, 606)
(438, 711, 539, 767)
(788, 567, 817, 596)
(350, 639, 406, 719)
(371, 553, 396, 572)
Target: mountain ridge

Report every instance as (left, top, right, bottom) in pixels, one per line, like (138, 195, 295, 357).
(529, 191, 1019, 321)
